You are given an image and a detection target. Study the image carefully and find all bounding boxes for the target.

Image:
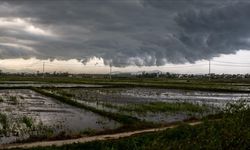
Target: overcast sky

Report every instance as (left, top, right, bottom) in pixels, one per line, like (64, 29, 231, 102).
(0, 0, 250, 74)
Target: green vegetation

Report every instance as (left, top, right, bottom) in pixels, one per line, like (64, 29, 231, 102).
(28, 125, 54, 141)
(80, 128, 97, 136)
(0, 113, 53, 140)
(102, 102, 211, 114)
(22, 116, 34, 128)
(15, 103, 250, 150)
(0, 113, 8, 132)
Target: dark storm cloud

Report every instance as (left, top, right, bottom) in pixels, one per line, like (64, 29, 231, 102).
(0, 0, 250, 66)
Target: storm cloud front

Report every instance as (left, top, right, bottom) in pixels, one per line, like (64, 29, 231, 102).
(0, 0, 250, 67)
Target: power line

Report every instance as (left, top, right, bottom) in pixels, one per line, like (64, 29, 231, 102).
(25, 62, 209, 69)
(212, 64, 250, 67)
(213, 60, 250, 65)
(21, 60, 250, 74)
(29, 62, 250, 68)
(159, 64, 208, 68)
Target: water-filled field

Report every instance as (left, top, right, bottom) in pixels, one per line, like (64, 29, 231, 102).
(1, 87, 249, 145)
(46, 88, 250, 124)
(53, 88, 250, 106)
(0, 89, 119, 144)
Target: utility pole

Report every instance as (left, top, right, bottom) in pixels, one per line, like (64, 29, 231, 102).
(209, 60, 211, 75)
(209, 60, 211, 80)
(109, 64, 112, 80)
(42, 62, 45, 78)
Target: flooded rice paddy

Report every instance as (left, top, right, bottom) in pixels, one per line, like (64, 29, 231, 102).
(53, 88, 250, 107)
(1, 87, 250, 145)
(0, 89, 119, 144)
(48, 88, 250, 124)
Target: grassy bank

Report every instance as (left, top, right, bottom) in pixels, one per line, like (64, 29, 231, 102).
(14, 103, 250, 150)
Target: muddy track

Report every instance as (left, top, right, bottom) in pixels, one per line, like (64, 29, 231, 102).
(0, 121, 202, 150)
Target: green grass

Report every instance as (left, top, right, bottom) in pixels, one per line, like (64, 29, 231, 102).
(13, 103, 250, 150)
(102, 102, 211, 114)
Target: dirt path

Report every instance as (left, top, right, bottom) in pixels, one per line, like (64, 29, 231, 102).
(0, 121, 202, 149)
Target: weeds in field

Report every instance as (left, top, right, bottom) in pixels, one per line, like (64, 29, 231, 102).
(80, 128, 96, 135)
(0, 109, 55, 144)
(22, 116, 34, 128)
(9, 96, 19, 105)
(5, 107, 13, 112)
(0, 113, 8, 131)
(0, 96, 3, 102)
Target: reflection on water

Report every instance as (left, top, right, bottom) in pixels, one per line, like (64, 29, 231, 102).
(62, 88, 250, 107)
(122, 88, 250, 107)
(0, 89, 120, 144)
(59, 88, 250, 124)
